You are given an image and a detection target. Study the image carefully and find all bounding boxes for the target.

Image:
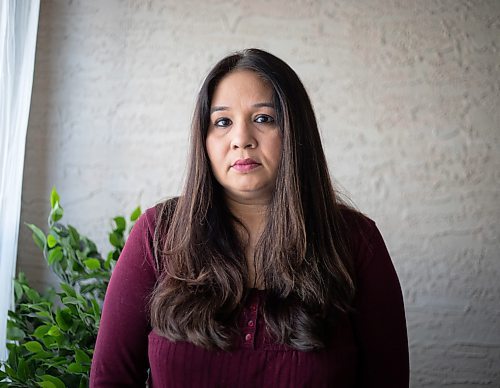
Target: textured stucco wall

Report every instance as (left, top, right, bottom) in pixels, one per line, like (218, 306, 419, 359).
(17, 1, 500, 386)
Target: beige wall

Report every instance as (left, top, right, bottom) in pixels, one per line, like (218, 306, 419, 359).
(18, 1, 500, 386)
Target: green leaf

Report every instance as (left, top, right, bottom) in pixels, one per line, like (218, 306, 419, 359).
(68, 225, 80, 248)
(47, 234, 57, 248)
(44, 356, 68, 368)
(59, 283, 76, 297)
(76, 293, 87, 304)
(23, 286, 40, 302)
(67, 362, 84, 373)
(26, 223, 46, 250)
(41, 335, 57, 348)
(75, 348, 91, 364)
(83, 258, 101, 271)
(48, 246, 64, 265)
(35, 311, 53, 320)
(76, 250, 86, 263)
(130, 206, 141, 222)
(104, 251, 114, 270)
(108, 231, 121, 248)
(31, 350, 53, 360)
(113, 216, 126, 232)
(14, 280, 24, 301)
(33, 324, 52, 339)
(47, 325, 62, 337)
(45, 288, 57, 303)
(24, 341, 44, 353)
(18, 272, 27, 282)
(62, 296, 80, 305)
(51, 203, 64, 222)
(40, 375, 65, 388)
(55, 309, 72, 331)
(91, 299, 101, 318)
(21, 302, 51, 312)
(7, 325, 25, 341)
(17, 358, 29, 380)
(3, 365, 17, 379)
(50, 187, 60, 208)
(78, 376, 87, 388)
(38, 382, 57, 388)
(53, 223, 68, 237)
(86, 239, 99, 255)
(7, 345, 18, 369)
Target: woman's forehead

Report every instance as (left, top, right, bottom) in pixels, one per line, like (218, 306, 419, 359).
(210, 70, 274, 108)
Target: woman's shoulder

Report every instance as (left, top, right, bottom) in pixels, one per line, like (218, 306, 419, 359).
(337, 204, 395, 279)
(128, 197, 180, 247)
(142, 197, 180, 226)
(338, 204, 376, 241)
(337, 204, 382, 266)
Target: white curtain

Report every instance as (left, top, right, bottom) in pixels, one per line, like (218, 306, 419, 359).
(0, 0, 40, 361)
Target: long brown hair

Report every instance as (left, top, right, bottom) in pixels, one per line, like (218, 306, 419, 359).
(151, 48, 356, 351)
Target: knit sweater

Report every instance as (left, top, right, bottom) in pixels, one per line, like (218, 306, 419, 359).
(90, 205, 409, 387)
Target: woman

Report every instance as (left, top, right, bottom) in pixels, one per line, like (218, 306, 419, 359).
(90, 48, 409, 387)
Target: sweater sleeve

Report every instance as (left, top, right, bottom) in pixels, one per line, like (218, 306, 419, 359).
(90, 207, 158, 387)
(351, 221, 410, 388)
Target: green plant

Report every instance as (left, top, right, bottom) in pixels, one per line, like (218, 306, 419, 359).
(0, 188, 141, 387)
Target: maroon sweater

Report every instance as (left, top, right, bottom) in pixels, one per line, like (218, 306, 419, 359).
(90, 206, 409, 387)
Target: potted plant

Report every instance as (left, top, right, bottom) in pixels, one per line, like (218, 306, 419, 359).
(0, 188, 140, 387)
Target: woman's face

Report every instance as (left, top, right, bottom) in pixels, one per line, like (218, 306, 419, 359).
(206, 70, 282, 204)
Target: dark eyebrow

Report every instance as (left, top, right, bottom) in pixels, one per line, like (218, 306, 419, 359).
(210, 106, 229, 114)
(210, 102, 275, 114)
(252, 102, 275, 109)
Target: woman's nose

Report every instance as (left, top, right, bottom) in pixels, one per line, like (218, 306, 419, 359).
(231, 120, 256, 149)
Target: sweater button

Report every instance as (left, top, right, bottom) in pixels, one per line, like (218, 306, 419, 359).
(250, 304, 257, 312)
(245, 333, 252, 342)
(248, 320, 254, 327)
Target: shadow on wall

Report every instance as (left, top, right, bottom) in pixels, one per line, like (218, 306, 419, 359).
(17, 2, 57, 290)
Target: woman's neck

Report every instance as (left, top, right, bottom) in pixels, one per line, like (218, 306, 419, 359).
(225, 196, 268, 238)
(225, 196, 269, 289)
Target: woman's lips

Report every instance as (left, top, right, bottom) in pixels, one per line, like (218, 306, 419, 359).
(232, 158, 261, 172)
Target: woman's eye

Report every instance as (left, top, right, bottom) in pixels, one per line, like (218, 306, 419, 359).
(255, 115, 275, 124)
(214, 118, 232, 127)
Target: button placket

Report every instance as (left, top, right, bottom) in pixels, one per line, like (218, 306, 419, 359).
(242, 294, 259, 348)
